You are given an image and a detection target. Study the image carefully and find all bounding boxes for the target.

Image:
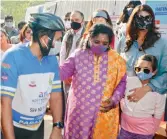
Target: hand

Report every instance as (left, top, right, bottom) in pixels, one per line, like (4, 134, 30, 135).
(49, 127, 62, 139)
(99, 99, 114, 113)
(64, 77, 72, 85)
(127, 85, 151, 102)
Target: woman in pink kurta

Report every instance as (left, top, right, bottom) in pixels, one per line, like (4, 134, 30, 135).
(60, 24, 127, 139)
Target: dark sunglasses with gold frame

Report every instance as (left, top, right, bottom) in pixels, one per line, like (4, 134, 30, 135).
(134, 67, 151, 74)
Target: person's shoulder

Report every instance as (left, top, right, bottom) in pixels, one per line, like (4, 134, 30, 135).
(46, 56, 60, 66)
(10, 35, 17, 39)
(109, 49, 126, 64)
(154, 37, 167, 45)
(10, 35, 19, 44)
(119, 34, 126, 42)
(66, 29, 73, 34)
(12, 28, 18, 33)
(75, 48, 87, 55)
(14, 43, 28, 51)
(62, 29, 73, 41)
(47, 55, 57, 61)
(109, 49, 123, 58)
(66, 48, 85, 58)
(5, 43, 28, 56)
(45, 56, 59, 70)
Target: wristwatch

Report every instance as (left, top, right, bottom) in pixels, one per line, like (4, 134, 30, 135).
(53, 122, 64, 128)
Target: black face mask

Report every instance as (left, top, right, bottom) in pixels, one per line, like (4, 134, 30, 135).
(135, 15, 153, 30)
(71, 22, 81, 30)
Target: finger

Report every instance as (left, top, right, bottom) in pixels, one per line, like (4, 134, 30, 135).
(127, 94, 137, 101)
(128, 96, 135, 102)
(132, 99, 137, 103)
(127, 96, 133, 101)
(129, 88, 136, 92)
(132, 98, 138, 103)
(128, 93, 136, 98)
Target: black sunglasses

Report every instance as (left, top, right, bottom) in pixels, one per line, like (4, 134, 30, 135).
(136, 15, 153, 22)
(134, 67, 151, 74)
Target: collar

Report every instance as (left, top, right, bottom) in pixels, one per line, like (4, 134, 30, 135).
(1, 49, 4, 54)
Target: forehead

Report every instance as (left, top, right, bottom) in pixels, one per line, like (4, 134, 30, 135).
(92, 33, 109, 42)
(27, 27, 31, 30)
(94, 17, 106, 22)
(138, 11, 151, 16)
(26, 27, 31, 31)
(71, 12, 82, 19)
(136, 59, 152, 68)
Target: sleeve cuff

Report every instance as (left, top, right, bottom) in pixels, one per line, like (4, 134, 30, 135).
(52, 80, 62, 92)
(148, 83, 156, 92)
(1, 91, 14, 99)
(51, 88, 62, 93)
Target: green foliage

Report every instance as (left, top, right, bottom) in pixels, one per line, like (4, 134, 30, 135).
(1, 0, 45, 26)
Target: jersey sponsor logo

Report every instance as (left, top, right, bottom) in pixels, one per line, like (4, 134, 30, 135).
(19, 119, 41, 125)
(30, 106, 46, 113)
(29, 81, 36, 87)
(39, 91, 49, 98)
(1, 72, 8, 80)
(2, 63, 11, 69)
(32, 91, 50, 105)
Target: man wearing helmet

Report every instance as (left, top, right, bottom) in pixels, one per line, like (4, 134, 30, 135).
(1, 13, 64, 139)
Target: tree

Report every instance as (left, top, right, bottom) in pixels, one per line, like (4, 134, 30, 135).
(1, 0, 45, 26)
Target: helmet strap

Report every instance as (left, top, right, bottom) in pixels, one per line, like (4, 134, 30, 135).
(36, 32, 55, 57)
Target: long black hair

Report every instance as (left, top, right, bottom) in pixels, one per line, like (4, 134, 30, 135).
(125, 5, 161, 52)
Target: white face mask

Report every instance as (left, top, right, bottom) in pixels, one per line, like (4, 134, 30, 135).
(5, 22, 13, 28)
(48, 41, 62, 55)
(65, 21, 71, 29)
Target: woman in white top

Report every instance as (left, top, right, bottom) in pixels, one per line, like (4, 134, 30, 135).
(119, 54, 165, 139)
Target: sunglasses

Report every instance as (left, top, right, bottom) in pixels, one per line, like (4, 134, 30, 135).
(136, 15, 153, 22)
(134, 67, 151, 74)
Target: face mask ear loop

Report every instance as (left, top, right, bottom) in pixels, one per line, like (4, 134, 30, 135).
(41, 39, 48, 49)
(47, 32, 55, 49)
(36, 33, 47, 56)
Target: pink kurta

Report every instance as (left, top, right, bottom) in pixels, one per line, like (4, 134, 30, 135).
(60, 49, 126, 139)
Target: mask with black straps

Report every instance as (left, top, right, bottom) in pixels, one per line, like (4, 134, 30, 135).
(135, 14, 153, 30)
(36, 32, 55, 57)
(71, 22, 81, 30)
